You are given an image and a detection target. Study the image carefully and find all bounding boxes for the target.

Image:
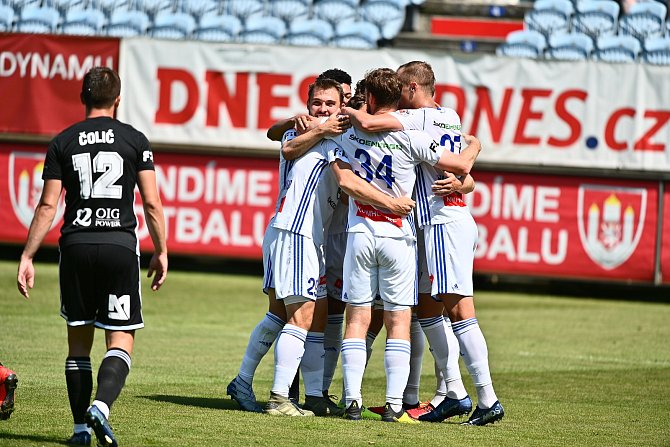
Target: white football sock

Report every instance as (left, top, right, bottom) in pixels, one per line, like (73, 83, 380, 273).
(452, 318, 498, 408)
(385, 339, 411, 408)
(403, 317, 424, 405)
(341, 338, 366, 408)
(271, 324, 307, 397)
(238, 312, 284, 384)
(302, 332, 325, 397)
(430, 361, 447, 407)
(322, 314, 343, 393)
(443, 317, 468, 399)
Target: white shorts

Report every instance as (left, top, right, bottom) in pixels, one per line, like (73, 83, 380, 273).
(416, 226, 431, 295)
(424, 215, 477, 297)
(342, 231, 417, 308)
(272, 228, 323, 301)
(262, 224, 278, 294)
(326, 232, 347, 300)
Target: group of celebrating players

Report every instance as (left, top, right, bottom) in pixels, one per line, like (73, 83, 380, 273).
(227, 62, 504, 426)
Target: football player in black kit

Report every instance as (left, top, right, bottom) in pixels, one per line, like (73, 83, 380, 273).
(17, 67, 168, 447)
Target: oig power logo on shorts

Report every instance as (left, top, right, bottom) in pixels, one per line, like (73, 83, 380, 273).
(9, 151, 65, 229)
(577, 185, 646, 270)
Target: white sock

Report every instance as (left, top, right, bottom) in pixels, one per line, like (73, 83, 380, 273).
(443, 317, 468, 399)
(323, 314, 343, 393)
(271, 324, 307, 397)
(341, 338, 366, 407)
(302, 332, 325, 397)
(365, 331, 377, 364)
(384, 339, 411, 408)
(404, 317, 424, 405)
(238, 312, 285, 384)
(73, 423, 90, 435)
(90, 400, 109, 419)
(430, 361, 447, 407)
(452, 318, 498, 408)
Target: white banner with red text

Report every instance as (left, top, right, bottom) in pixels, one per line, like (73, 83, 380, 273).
(2, 144, 668, 283)
(119, 38, 670, 172)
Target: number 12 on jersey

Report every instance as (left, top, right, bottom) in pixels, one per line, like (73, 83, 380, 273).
(72, 151, 124, 199)
(354, 149, 395, 189)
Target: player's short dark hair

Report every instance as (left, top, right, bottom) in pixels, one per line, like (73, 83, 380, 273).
(348, 79, 367, 110)
(308, 77, 344, 104)
(364, 68, 402, 109)
(397, 61, 436, 96)
(316, 68, 352, 87)
(81, 67, 121, 109)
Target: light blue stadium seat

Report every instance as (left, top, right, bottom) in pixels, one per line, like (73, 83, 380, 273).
(314, 0, 357, 26)
(270, 0, 310, 25)
(0, 5, 15, 32)
(93, 0, 131, 17)
(547, 31, 594, 60)
(643, 35, 670, 65)
(496, 29, 547, 59)
(239, 15, 286, 44)
(137, 0, 174, 19)
(181, 0, 219, 19)
(332, 19, 381, 48)
(62, 8, 106, 34)
(619, 1, 667, 43)
(196, 27, 236, 42)
(284, 17, 334, 46)
(50, 0, 88, 14)
(106, 9, 150, 36)
(361, 0, 406, 40)
(595, 34, 641, 63)
(17, 5, 61, 34)
(572, 0, 620, 41)
(197, 12, 243, 37)
(525, 0, 574, 37)
(152, 10, 198, 39)
(227, 0, 266, 21)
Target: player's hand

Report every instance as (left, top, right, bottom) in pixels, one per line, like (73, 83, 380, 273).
(432, 172, 463, 196)
(462, 133, 481, 152)
(320, 113, 350, 137)
(17, 257, 35, 299)
(148, 252, 168, 291)
(388, 196, 415, 217)
(295, 114, 314, 134)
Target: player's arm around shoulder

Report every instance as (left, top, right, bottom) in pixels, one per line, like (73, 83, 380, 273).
(341, 106, 402, 132)
(435, 133, 481, 177)
(282, 114, 349, 161)
(17, 179, 62, 299)
(137, 170, 168, 291)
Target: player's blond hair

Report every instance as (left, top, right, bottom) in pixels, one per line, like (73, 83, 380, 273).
(397, 61, 436, 97)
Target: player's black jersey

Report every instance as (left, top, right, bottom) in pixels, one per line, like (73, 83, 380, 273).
(42, 116, 155, 252)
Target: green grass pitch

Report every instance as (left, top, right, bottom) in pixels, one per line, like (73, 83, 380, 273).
(0, 260, 669, 446)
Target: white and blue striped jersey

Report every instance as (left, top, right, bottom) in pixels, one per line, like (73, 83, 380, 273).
(271, 130, 340, 246)
(391, 107, 471, 228)
(329, 127, 443, 239)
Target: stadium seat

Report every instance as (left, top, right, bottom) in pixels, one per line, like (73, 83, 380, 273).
(197, 12, 243, 38)
(496, 29, 547, 59)
(50, 0, 87, 14)
(270, 0, 310, 25)
(137, 0, 174, 19)
(152, 11, 198, 39)
(62, 8, 106, 34)
(227, 0, 266, 22)
(314, 0, 357, 26)
(524, 0, 574, 38)
(594, 34, 641, 62)
(642, 35, 670, 65)
(284, 17, 334, 46)
(17, 5, 61, 34)
(619, 1, 667, 43)
(361, 0, 406, 40)
(239, 15, 287, 44)
(181, 0, 219, 19)
(331, 19, 381, 48)
(546, 31, 594, 60)
(572, 0, 620, 42)
(0, 5, 14, 32)
(93, 0, 131, 17)
(106, 9, 150, 36)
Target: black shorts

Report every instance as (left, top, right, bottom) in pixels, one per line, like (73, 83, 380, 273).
(59, 244, 144, 330)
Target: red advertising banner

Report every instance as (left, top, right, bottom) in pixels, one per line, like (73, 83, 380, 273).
(662, 183, 670, 284)
(466, 172, 660, 282)
(0, 143, 279, 259)
(0, 142, 664, 282)
(0, 34, 119, 136)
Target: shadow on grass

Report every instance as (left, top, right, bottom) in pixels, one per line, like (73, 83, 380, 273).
(0, 432, 67, 445)
(142, 394, 256, 411)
